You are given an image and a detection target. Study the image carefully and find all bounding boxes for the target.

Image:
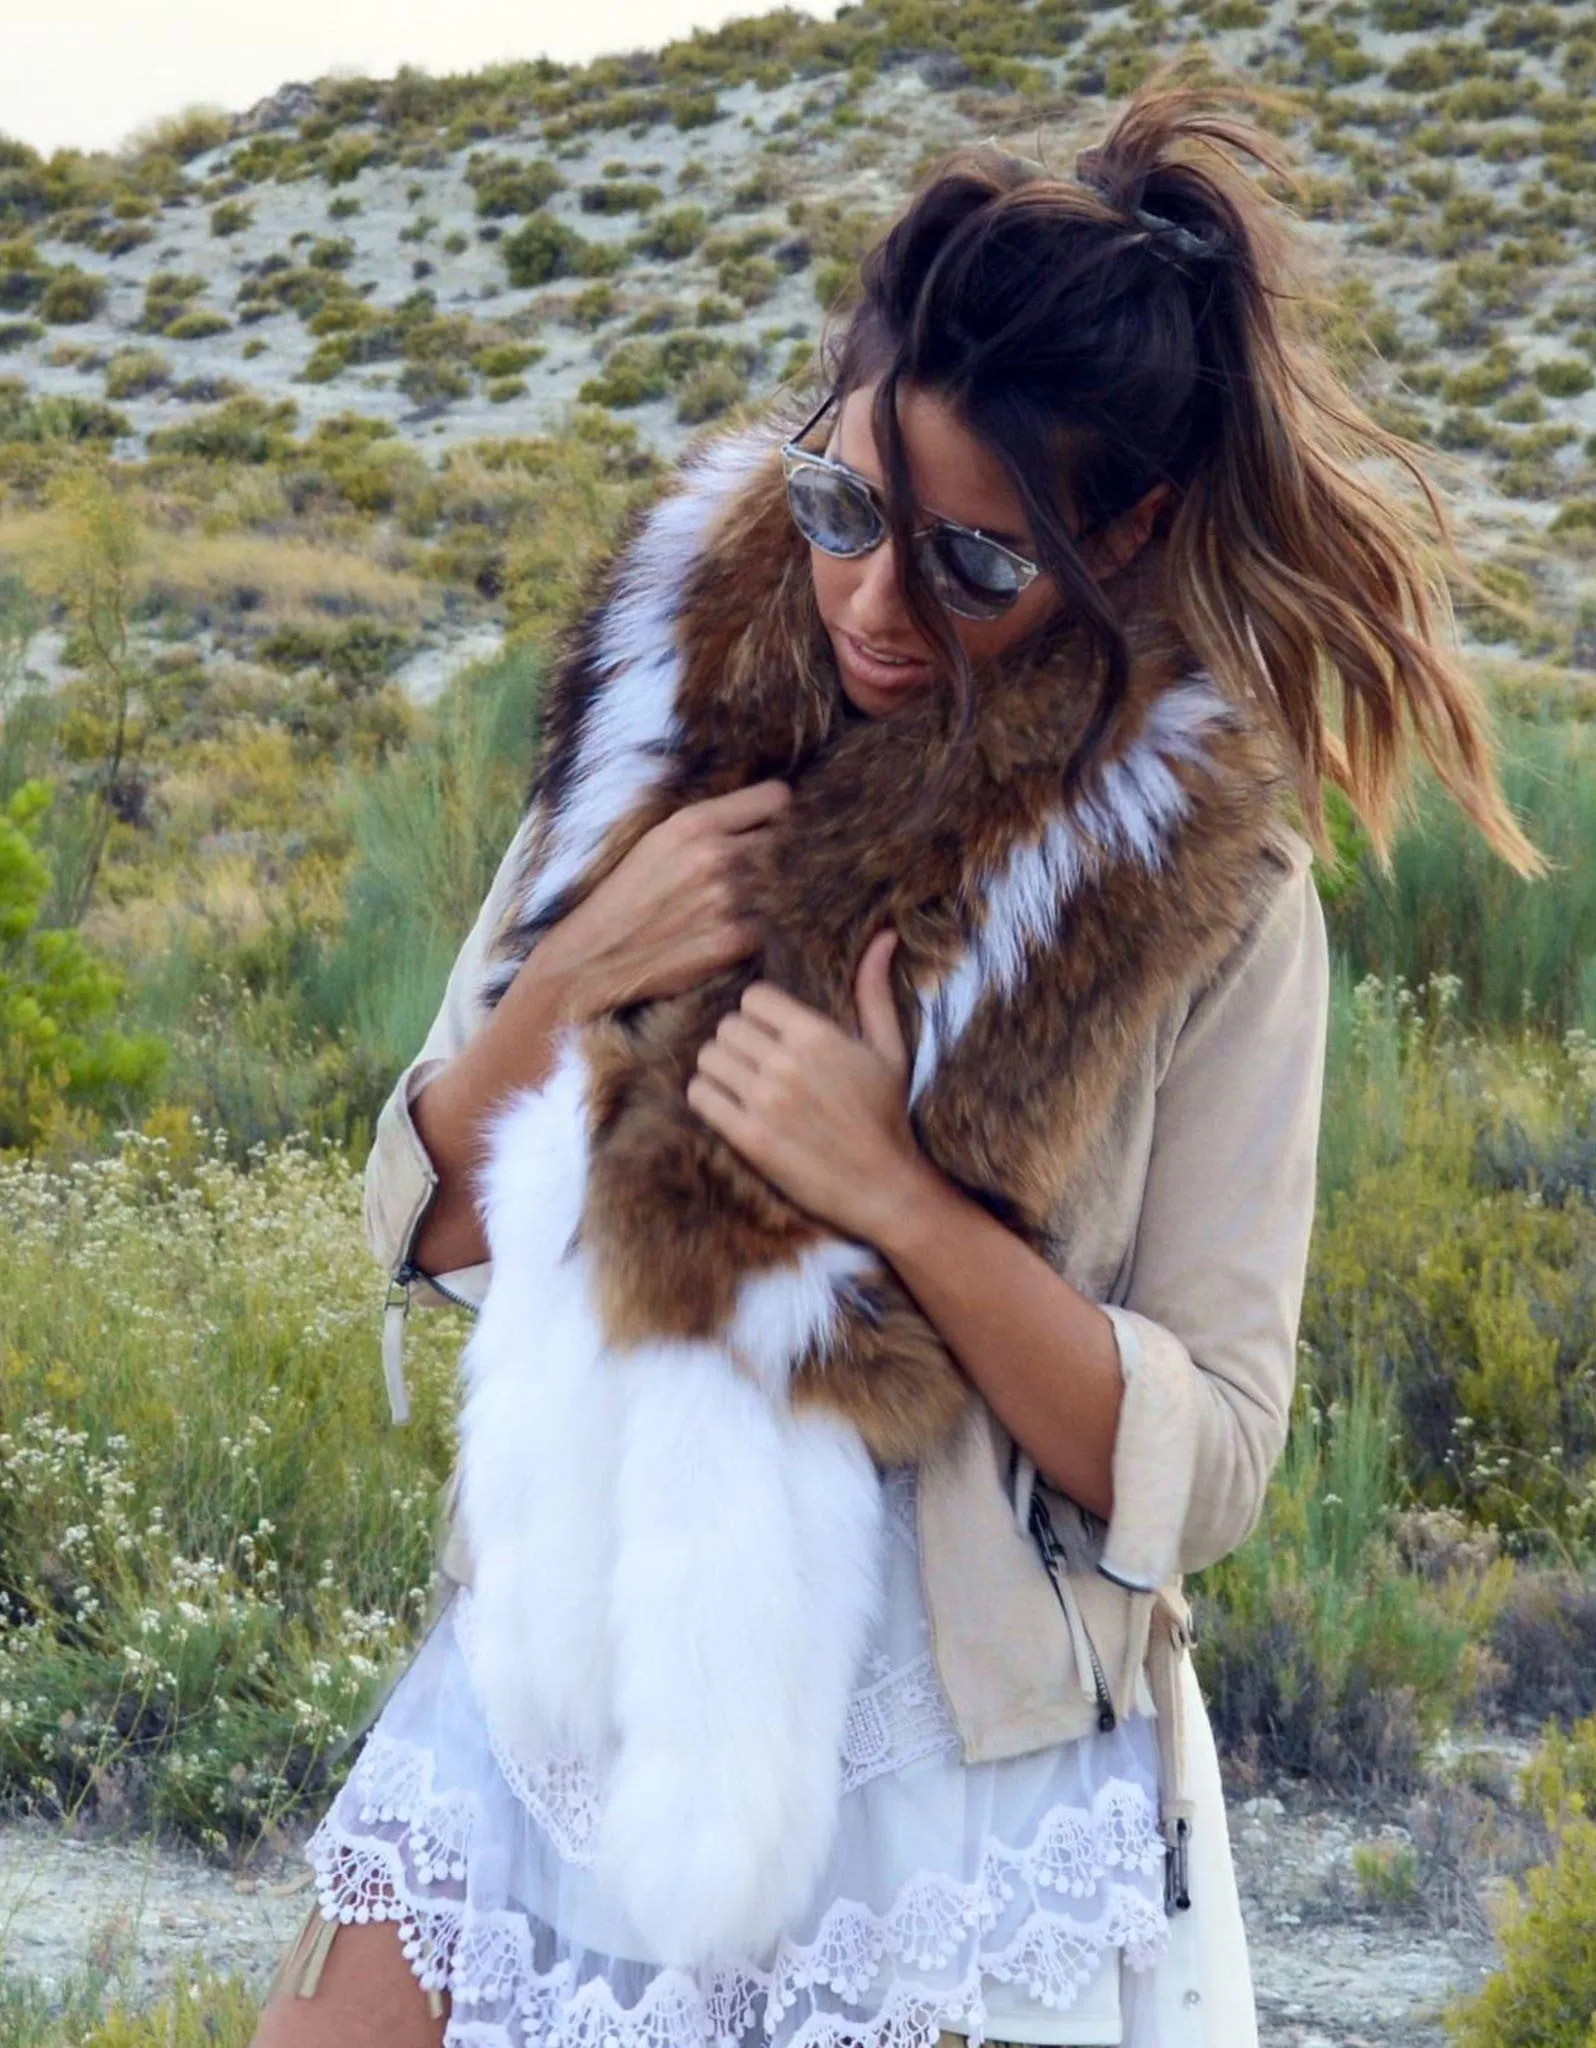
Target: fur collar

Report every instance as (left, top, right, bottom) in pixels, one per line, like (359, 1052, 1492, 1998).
(454, 416, 1293, 1967)
(483, 420, 1291, 1464)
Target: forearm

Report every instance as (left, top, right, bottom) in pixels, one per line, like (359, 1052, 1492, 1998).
(875, 1159, 1123, 1522)
(410, 925, 600, 1275)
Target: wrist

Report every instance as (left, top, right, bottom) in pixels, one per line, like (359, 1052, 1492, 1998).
(511, 913, 610, 1026)
(865, 1145, 958, 1268)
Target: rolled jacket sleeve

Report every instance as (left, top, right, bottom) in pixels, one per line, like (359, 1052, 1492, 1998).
(1097, 837, 1330, 1589)
(361, 813, 536, 1302)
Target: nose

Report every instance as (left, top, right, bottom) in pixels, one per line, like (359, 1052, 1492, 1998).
(842, 536, 923, 645)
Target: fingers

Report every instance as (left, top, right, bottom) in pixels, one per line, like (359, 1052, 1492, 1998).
(692, 779, 792, 835)
(739, 981, 813, 1035)
(854, 929, 908, 1078)
(694, 1040, 753, 1102)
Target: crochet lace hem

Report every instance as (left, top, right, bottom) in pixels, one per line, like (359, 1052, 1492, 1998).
(305, 1728, 1169, 2048)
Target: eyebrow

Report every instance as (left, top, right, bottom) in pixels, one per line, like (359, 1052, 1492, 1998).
(821, 433, 1034, 552)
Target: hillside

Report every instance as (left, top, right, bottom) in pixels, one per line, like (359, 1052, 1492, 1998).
(2, 0, 1596, 655)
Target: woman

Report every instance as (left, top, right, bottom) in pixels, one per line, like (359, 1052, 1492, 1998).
(254, 77, 1540, 2048)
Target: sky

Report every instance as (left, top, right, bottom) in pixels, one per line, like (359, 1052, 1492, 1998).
(3, 0, 838, 158)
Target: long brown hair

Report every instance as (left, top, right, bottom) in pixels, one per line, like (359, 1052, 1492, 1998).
(817, 71, 1545, 880)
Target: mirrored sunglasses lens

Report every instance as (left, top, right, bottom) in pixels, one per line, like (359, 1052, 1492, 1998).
(922, 530, 1026, 619)
(786, 464, 882, 556)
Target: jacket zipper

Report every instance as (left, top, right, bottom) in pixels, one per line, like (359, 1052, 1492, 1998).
(1027, 1490, 1117, 1734)
(394, 1258, 481, 1314)
(383, 1259, 481, 1426)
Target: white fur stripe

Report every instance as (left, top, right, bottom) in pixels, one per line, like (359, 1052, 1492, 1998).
(728, 1237, 879, 1398)
(521, 429, 779, 928)
(909, 674, 1233, 1105)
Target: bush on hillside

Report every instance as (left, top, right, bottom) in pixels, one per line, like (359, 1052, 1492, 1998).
(1446, 1714, 1596, 2045)
(0, 781, 165, 1149)
(1194, 1372, 1506, 1792)
(37, 266, 106, 324)
(1305, 973, 1596, 1547)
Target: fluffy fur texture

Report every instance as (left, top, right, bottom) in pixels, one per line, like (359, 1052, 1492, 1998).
(457, 416, 1291, 1967)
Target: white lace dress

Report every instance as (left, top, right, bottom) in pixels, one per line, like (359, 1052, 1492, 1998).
(305, 1467, 1170, 2048)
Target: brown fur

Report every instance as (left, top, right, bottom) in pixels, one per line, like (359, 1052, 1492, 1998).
(488, 438, 1290, 1465)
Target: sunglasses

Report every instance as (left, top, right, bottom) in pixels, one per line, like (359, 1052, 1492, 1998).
(780, 391, 1048, 622)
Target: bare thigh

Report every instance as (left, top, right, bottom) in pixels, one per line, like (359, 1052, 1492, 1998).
(251, 1909, 448, 2048)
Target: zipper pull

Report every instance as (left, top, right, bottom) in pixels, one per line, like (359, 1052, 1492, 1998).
(1164, 1816, 1191, 1913)
(383, 1272, 412, 1426)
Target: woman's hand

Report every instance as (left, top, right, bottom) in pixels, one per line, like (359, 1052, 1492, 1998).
(547, 779, 790, 1015)
(686, 928, 932, 1248)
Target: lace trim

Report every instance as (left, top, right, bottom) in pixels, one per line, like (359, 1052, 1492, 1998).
(840, 1654, 961, 1793)
(450, 1582, 964, 1856)
(305, 1726, 1169, 2048)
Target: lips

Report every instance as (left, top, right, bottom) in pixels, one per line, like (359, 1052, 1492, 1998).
(837, 629, 935, 695)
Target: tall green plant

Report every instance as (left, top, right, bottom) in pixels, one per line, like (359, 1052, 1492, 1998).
(25, 465, 175, 926)
(1326, 719, 1596, 1035)
(311, 641, 545, 1070)
(1195, 1368, 1505, 1788)
(0, 780, 165, 1148)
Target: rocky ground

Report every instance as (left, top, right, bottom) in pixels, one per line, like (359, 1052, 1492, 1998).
(0, 1758, 1532, 2038)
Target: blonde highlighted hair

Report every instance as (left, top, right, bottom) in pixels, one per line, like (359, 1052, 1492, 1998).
(822, 69, 1545, 881)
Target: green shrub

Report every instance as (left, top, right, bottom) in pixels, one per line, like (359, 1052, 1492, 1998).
(309, 646, 545, 1066)
(579, 180, 663, 214)
(1195, 1370, 1502, 1791)
(488, 376, 528, 404)
(0, 376, 128, 446)
(1534, 356, 1594, 397)
(164, 308, 232, 341)
(502, 214, 586, 287)
(0, 318, 42, 351)
(38, 266, 106, 324)
(632, 204, 708, 260)
(0, 1127, 459, 1846)
(0, 240, 51, 311)
(398, 359, 471, 406)
(716, 253, 779, 306)
(0, 1965, 256, 2046)
(103, 348, 171, 398)
(147, 394, 298, 463)
(1446, 1724, 1596, 2044)
(1325, 725, 1596, 1034)
(1305, 969, 1596, 1546)
(676, 357, 748, 423)
(1443, 346, 1521, 405)
(0, 781, 165, 1148)
(466, 153, 564, 218)
(569, 282, 618, 328)
(580, 338, 670, 407)
(210, 199, 254, 236)
(136, 271, 208, 334)
(471, 341, 544, 377)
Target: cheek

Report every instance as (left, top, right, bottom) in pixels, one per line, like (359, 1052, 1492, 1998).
(951, 580, 1062, 664)
(808, 546, 856, 622)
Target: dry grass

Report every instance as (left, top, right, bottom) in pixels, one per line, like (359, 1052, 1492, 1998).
(0, 513, 424, 629)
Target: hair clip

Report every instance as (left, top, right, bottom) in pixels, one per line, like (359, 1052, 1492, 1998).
(1132, 207, 1217, 264)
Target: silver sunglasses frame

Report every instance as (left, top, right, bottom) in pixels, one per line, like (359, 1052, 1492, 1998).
(778, 393, 1044, 619)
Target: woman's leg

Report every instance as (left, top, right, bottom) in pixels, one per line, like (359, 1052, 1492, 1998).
(250, 1907, 449, 2048)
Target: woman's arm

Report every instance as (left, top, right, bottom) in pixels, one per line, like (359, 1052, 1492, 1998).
(686, 927, 1123, 1516)
(377, 780, 794, 1280)
(873, 1164, 1125, 1520)
(688, 844, 1331, 1561)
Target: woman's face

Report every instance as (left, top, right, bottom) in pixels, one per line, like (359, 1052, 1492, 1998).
(807, 378, 1169, 720)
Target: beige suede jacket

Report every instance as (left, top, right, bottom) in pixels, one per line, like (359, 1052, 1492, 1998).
(365, 808, 1330, 1839)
